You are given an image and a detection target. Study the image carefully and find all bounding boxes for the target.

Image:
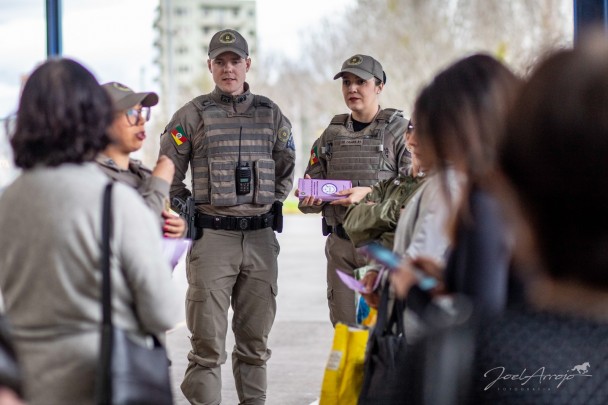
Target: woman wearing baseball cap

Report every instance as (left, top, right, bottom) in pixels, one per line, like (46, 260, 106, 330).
(297, 54, 412, 326)
(97, 82, 186, 238)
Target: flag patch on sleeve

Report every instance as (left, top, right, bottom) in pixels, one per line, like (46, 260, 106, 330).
(170, 125, 188, 146)
(309, 145, 319, 165)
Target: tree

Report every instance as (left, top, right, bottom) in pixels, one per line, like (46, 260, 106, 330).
(257, 0, 572, 157)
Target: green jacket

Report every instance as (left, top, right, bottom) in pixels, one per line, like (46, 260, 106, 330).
(343, 174, 425, 249)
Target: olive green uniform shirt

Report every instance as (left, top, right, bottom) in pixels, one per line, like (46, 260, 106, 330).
(343, 174, 425, 248)
(95, 154, 170, 220)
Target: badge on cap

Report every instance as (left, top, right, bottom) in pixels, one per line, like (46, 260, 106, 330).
(219, 31, 236, 44)
(112, 82, 132, 92)
(347, 55, 363, 66)
(170, 125, 189, 146)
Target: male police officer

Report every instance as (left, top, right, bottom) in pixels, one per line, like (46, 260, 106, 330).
(159, 29, 295, 405)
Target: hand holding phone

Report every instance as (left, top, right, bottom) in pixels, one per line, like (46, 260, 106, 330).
(360, 243, 438, 291)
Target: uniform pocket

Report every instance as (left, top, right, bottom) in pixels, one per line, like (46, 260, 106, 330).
(210, 160, 237, 206)
(185, 286, 215, 339)
(254, 159, 275, 205)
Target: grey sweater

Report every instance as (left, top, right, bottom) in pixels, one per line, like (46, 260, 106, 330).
(0, 162, 180, 404)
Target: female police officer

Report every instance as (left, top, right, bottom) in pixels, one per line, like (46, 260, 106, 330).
(297, 54, 411, 326)
(97, 82, 186, 238)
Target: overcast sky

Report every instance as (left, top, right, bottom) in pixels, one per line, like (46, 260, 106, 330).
(0, 0, 350, 118)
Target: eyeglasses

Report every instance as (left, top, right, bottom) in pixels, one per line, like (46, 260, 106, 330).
(125, 107, 151, 126)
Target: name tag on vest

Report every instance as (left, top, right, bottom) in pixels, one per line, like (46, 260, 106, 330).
(340, 139, 364, 147)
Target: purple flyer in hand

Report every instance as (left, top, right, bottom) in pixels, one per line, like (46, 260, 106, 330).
(298, 178, 352, 201)
(161, 238, 192, 270)
(336, 269, 368, 293)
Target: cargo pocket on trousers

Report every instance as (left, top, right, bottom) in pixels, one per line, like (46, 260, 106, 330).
(254, 159, 275, 205)
(186, 286, 214, 339)
(262, 284, 278, 336)
(210, 161, 237, 206)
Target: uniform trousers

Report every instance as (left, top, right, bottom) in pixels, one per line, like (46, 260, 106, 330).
(325, 233, 368, 326)
(181, 227, 279, 405)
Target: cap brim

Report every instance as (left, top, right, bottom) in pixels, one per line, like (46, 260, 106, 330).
(114, 92, 159, 111)
(209, 46, 248, 59)
(333, 68, 374, 81)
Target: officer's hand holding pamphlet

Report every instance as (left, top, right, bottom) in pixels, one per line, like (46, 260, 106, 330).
(297, 178, 352, 201)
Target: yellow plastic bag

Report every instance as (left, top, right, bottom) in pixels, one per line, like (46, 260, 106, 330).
(319, 322, 369, 405)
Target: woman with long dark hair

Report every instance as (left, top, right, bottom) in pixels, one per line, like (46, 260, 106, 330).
(390, 54, 521, 319)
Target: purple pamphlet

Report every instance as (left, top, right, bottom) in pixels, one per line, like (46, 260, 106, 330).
(298, 178, 352, 201)
(161, 237, 191, 270)
(336, 269, 368, 293)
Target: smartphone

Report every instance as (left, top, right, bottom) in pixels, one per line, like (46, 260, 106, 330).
(361, 243, 438, 291)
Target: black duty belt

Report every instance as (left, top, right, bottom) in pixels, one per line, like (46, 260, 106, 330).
(195, 212, 274, 231)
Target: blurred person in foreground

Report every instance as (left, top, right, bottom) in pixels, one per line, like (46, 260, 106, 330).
(0, 58, 180, 405)
(97, 82, 186, 238)
(397, 35, 608, 405)
(388, 54, 522, 320)
(297, 54, 411, 326)
(159, 29, 295, 404)
(356, 54, 520, 332)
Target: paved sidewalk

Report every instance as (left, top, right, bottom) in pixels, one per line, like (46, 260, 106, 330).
(167, 215, 334, 405)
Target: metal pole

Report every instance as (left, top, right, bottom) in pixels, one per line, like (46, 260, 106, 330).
(165, 0, 176, 116)
(574, 0, 608, 41)
(46, 0, 62, 57)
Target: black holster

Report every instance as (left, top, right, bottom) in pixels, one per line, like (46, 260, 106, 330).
(321, 217, 350, 240)
(272, 201, 283, 233)
(321, 217, 332, 236)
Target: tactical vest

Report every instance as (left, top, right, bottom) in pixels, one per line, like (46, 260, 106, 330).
(189, 95, 276, 206)
(322, 108, 402, 186)
(321, 108, 404, 225)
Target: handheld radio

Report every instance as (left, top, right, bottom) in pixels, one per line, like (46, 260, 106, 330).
(236, 162, 251, 195)
(235, 127, 251, 195)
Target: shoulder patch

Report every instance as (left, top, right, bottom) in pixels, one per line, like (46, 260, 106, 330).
(278, 126, 290, 143)
(286, 135, 295, 151)
(309, 145, 319, 166)
(170, 125, 189, 146)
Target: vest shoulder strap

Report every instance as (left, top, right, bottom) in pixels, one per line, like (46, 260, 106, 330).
(191, 94, 214, 111)
(254, 95, 274, 108)
(375, 108, 403, 124)
(330, 114, 350, 125)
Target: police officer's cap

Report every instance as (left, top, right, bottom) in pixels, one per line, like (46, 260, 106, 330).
(102, 82, 159, 112)
(334, 54, 386, 84)
(208, 29, 249, 59)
